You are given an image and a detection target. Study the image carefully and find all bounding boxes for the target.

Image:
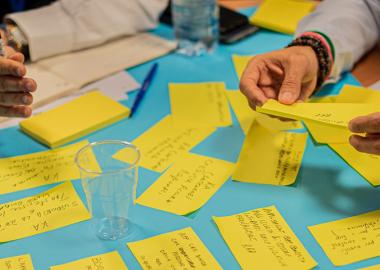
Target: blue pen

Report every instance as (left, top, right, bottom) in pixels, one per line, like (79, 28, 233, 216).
(130, 63, 158, 117)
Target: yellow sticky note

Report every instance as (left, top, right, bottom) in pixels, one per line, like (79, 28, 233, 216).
(232, 55, 253, 79)
(214, 205, 317, 270)
(127, 227, 222, 270)
(304, 121, 351, 144)
(0, 254, 34, 270)
(136, 153, 234, 215)
(329, 143, 380, 186)
(113, 116, 215, 172)
(309, 209, 380, 266)
(226, 90, 302, 134)
(169, 82, 232, 127)
(0, 181, 90, 242)
(360, 265, 380, 270)
(50, 251, 128, 270)
(20, 91, 130, 148)
(335, 85, 380, 103)
(233, 123, 307, 185)
(257, 99, 379, 127)
(0, 140, 99, 195)
(250, 0, 316, 34)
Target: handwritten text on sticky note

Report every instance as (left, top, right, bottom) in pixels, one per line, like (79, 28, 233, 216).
(0, 254, 34, 270)
(127, 227, 222, 270)
(136, 153, 234, 215)
(214, 205, 317, 270)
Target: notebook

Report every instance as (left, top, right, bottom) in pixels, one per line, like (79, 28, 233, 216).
(20, 91, 130, 148)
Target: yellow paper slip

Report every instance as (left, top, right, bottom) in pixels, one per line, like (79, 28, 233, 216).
(329, 143, 380, 186)
(335, 85, 380, 103)
(0, 254, 34, 270)
(360, 265, 380, 270)
(232, 55, 253, 79)
(304, 120, 351, 144)
(169, 82, 232, 127)
(113, 116, 215, 172)
(136, 152, 234, 215)
(250, 0, 316, 34)
(0, 140, 99, 195)
(20, 91, 130, 148)
(309, 209, 380, 266)
(127, 227, 222, 270)
(226, 90, 302, 134)
(50, 251, 128, 270)
(0, 181, 90, 242)
(257, 99, 380, 127)
(214, 205, 317, 270)
(233, 123, 307, 185)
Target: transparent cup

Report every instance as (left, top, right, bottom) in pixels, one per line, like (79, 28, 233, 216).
(75, 140, 140, 241)
(172, 0, 219, 56)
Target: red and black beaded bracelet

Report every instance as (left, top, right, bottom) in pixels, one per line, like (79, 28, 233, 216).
(286, 34, 333, 90)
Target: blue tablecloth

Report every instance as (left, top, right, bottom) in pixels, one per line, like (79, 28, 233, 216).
(1, 10, 379, 270)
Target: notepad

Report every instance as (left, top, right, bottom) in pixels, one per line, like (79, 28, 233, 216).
(226, 90, 302, 134)
(127, 227, 222, 270)
(214, 206, 317, 270)
(257, 99, 380, 128)
(250, 0, 316, 34)
(360, 265, 380, 270)
(20, 91, 130, 148)
(0, 140, 99, 195)
(169, 82, 232, 127)
(329, 143, 380, 186)
(50, 251, 129, 270)
(113, 116, 215, 172)
(0, 254, 34, 270)
(136, 153, 234, 215)
(0, 181, 90, 242)
(232, 55, 253, 79)
(309, 209, 380, 266)
(233, 122, 307, 185)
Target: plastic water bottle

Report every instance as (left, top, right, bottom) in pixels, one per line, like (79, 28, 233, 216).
(172, 0, 219, 56)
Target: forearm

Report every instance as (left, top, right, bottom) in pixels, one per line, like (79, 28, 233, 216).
(5, 0, 168, 61)
(296, 0, 380, 82)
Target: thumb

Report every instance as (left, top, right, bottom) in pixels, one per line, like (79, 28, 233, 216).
(278, 64, 305, 105)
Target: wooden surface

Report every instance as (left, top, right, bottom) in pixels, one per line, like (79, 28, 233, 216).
(219, 0, 380, 87)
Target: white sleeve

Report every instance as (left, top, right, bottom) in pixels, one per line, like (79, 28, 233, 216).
(6, 0, 169, 61)
(296, 0, 380, 82)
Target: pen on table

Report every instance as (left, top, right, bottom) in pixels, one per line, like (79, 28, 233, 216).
(130, 63, 158, 117)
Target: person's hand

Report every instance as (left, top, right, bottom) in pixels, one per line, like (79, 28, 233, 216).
(240, 46, 319, 109)
(0, 45, 37, 118)
(349, 113, 380, 155)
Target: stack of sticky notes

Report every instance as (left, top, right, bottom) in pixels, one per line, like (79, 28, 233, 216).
(20, 91, 130, 148)
(250, 0, 317, 34)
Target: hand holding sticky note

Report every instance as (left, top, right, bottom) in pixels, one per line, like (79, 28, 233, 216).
(257, 99, 380, 127)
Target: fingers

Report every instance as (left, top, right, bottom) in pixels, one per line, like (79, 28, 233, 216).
(0, 105, 31, 118)
(240, 62, 268, 107)
(0, 92, 33, 106)
(278, 56, 307, 104)
(349, 134, 380, 155)
(0, 77, 36, 92)
(0, 58, 26, 76)
(349, 112, 380, 134)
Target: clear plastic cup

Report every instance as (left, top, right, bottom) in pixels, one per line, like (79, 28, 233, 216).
(172, 0, 219, 56)
(75, 140, 140, 240)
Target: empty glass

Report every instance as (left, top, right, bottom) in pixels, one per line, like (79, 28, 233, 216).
(75, 140, 140, 240)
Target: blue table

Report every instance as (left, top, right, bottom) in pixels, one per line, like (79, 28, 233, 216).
(1, 9, 379, 270)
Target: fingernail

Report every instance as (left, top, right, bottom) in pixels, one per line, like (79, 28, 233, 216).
(17, 68, 23, 76)
(25, 81, 34, 91)
(22, 95, 30, 105)
(281, 92, 293, 102)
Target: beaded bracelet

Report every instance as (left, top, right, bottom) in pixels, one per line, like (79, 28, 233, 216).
(286, 34, 333, 90)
